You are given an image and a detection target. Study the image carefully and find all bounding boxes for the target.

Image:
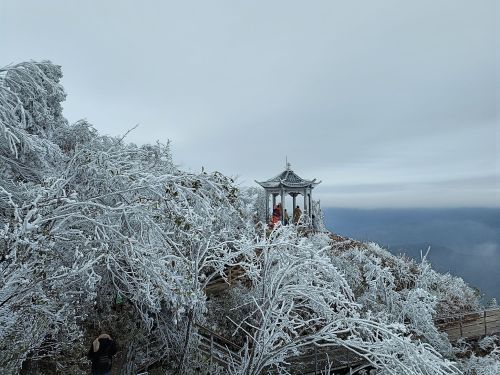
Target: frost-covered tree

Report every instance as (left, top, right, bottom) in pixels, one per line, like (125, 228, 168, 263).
(0, 61, 254, 374)
(221, 228, 459, 375)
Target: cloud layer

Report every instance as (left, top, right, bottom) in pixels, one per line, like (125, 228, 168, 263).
(2, 0, 498, 207)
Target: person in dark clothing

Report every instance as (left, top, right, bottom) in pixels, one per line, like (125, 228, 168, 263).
(88, 333, 117, 375)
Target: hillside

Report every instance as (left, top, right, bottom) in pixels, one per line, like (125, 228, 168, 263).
(323, 207, 500, 303)
(1, 61, 499, 375)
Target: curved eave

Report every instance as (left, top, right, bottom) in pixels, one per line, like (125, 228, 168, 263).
(255, 180, 280, 188)
(256, 179, 321, 189)
(281, 180, 321, 189)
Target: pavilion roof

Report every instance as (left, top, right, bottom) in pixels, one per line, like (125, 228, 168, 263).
(256, 167, 320, 189)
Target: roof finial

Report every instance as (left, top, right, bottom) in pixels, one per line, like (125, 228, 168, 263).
(285, 156, 291, 171)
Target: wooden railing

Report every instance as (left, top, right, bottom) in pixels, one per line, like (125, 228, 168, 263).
(194, 324, 364, 374)
(204, 265, 246, 294)
(284, 346, 364, 374)
(194, 323, 241, 369)
(195, 308, 500, 373)
(435, 308, 500, 341)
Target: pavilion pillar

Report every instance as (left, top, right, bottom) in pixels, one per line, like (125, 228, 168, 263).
(303, 189, 307, 219)
(265, 193, 270, 222)
(308, 190, 312, 217)
(292, 194, 296, 213)
(280, 189, 285, 224)
(272, 194, 276, 209)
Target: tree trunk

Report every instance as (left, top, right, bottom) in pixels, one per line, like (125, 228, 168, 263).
(175, 309, 194, 375)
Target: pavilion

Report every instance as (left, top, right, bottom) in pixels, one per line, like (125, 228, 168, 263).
(256, 163, 321, 224)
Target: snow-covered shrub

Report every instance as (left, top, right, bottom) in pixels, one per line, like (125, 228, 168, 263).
(311, 199, 327, 232)
(478, 336, 499, 352)
(461, 353, 500, 375)
(486, 298, 498, 309)
(457, 336, 500, 374)
(240, 186, 267, 225)
(328, 241, 480, 356)
(416, 255, 480, 317)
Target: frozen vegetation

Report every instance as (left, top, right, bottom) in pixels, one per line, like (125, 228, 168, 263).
(1, 61, 499, 374)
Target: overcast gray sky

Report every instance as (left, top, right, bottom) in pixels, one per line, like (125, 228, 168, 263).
(2, 0, 499, 208)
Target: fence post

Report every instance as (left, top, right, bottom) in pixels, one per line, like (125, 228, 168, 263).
(314, 346, 318, 375)
(210, 333, 214, 369)
(484, 310, 487, 335)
